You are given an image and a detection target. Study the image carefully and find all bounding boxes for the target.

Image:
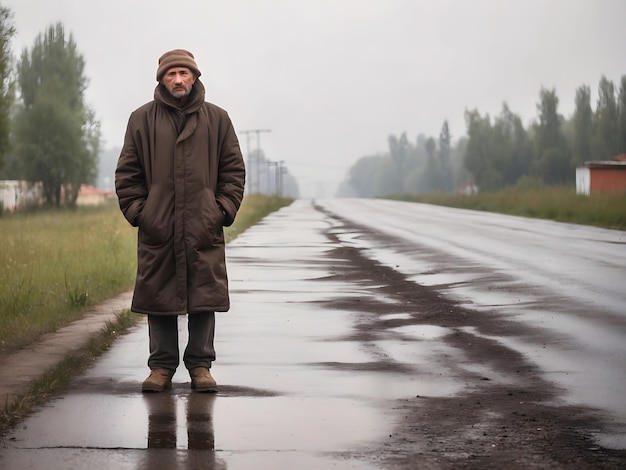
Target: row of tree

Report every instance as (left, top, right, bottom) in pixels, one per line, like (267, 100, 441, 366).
(337, 122, 463, 198)
(0, 5, 100, 207)
(339, 75, 626, 197)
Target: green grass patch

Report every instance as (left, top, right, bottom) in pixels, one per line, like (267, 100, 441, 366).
(0, 195, 293, 356)
(387, 186, 626, 230)
(0, 203, 137, 353)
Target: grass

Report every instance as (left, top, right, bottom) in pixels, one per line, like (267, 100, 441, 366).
(0, 194, 293, 356)
(387, 186, 626, 231)
(0, 203, 137, 354)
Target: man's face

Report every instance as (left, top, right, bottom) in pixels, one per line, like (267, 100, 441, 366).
(162, 67, 196, 99)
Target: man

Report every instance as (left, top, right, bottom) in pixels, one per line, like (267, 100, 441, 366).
(115, 49, 245, 393)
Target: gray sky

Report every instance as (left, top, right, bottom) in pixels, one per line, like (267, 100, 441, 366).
(4, 0, 626, 197)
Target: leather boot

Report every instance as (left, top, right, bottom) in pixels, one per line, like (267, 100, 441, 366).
(142, 368, 175, 392)
(189, 367, 217, 392)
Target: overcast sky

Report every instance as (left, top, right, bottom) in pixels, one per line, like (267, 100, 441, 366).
(4, 0, 626, 197)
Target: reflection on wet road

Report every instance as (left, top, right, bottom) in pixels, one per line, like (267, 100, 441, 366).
(1, 198, 625, 468)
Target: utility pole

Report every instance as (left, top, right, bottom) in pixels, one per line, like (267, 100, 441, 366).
(239, 129, 271, 194)
(266, 160, 285, 196)
(277, 160, 285, 197)
(267, 161, 278, 195)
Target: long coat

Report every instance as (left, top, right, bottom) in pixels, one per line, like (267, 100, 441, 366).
(115, 79, 245, 315)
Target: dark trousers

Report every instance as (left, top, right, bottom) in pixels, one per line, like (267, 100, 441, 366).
(147, 312, 216, 371)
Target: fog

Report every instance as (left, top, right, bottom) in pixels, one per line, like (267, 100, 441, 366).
(4, 0, 625, 197)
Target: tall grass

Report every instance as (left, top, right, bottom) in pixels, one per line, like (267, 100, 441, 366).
(388, 186, 626, 230)
(0, 195, 293, 355)
(0, 203, 137, 352)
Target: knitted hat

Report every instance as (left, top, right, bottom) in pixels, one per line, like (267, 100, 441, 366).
(156, 49, 201, 81)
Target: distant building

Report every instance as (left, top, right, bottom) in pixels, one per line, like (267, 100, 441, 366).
(576, 155, 626, 195)
(0, 180, 43, 212)
(456, 181, 479, 196)
(1, 182, 114, 211)
(76, 185, 115, 206)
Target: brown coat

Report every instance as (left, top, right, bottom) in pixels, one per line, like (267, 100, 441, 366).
(115, 79, 245, 315)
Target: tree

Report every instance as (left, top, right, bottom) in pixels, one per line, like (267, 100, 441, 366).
(464, 105, 533, 192)
(347, 154, 383, 197)
(388, 132, 410, 170)
(592, 76, 619, 160)
(0, 5, 15, 171)
(387, 132, 410, 191)
(416, 121, 455, 193)
(532, 88, 570, 184)
(374, 158, 400, 196)
(400, 134, 428, 193)
(451, 136, 471, 188)
(464, 109, 502, 191)
(419, 136, 441, 193)
(13, 23, 99, 207)
(438, 120, 454, 192)
(572, 85, 593, 166)
(492, 104, 532, 186)
(618, 75, 626, 155)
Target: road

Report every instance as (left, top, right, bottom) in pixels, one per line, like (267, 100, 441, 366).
(1, 198, 625, 469)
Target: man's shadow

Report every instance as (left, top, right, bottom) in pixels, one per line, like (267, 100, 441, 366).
(141, 391, 227, 469)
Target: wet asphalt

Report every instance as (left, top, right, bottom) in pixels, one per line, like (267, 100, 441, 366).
(1, 198, 625, 469)
(1, 200, 395, 470)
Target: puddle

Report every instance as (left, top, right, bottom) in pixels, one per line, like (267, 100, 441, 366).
(5, 394, 391, 454)
(0, 448, 383, 470)
(334, 231, 369, 248)
(219, 452, 382, 470)
(592, 431, 626, 451)
(387, 324, 451, 339)
(213, 397, 389, 452)
(408, 272, 478, 287)
(379, 313, 413, 321)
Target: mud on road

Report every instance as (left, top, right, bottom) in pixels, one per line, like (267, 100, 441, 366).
(318, 217, 626, 470)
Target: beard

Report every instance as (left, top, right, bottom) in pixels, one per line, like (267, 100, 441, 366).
(168, 85, 192, 99)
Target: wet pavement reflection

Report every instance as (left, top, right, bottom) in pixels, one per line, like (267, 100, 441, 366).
(139, 393, 226, 469)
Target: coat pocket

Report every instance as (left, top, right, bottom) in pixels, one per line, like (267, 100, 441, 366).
(194, 188, 224, 249)
(137, 183, 174, 245)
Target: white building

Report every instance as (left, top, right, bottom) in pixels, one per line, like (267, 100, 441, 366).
(0, 180, 42, 212)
